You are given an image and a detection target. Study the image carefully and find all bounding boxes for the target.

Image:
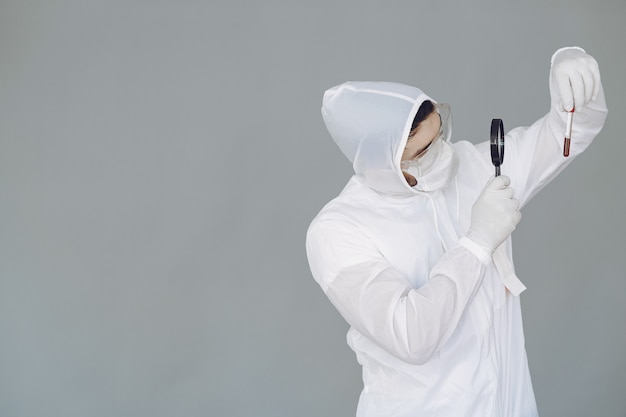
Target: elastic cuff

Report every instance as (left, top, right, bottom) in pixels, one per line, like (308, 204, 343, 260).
(459, 237, 493, 265)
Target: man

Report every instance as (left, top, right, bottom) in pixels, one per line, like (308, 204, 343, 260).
(305, 47, 607, 416)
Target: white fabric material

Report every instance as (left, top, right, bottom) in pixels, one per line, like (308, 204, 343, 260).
(306, 47, 607, 417)
(494, 248, 527, 296)
(466, 175, 521, 254)
(403, 138, 460, 192)
(459, 236, 492, 265)
(465, 174, 526, 295)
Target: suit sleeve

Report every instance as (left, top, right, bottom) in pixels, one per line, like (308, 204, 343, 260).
(476, 47, 608, 207)
(306, 216, 488, 365)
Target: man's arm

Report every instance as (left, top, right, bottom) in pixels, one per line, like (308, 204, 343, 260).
(306, 177, 520, 365)
(477, 47, 608, 207)
(306, 217, 487, 365)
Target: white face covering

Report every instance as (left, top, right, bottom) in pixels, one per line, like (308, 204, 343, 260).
(401, 131, 459, 192)
(400, 102, 459, 192)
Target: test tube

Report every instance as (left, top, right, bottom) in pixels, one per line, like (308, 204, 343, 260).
(563, 110, 574, 157)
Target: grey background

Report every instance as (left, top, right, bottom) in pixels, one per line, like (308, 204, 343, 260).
(1, 1, 624, 416)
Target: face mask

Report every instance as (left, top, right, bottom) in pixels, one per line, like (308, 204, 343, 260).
(401, 137, 459, 192)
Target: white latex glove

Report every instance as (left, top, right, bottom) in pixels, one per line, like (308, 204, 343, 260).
(466, 175, 521, 254)
(551, 47, 601, 112)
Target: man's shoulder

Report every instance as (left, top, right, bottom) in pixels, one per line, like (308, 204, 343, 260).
(308, 178, 379, 234)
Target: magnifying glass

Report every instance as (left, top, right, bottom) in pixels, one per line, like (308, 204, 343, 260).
(490, 118, 505, 177)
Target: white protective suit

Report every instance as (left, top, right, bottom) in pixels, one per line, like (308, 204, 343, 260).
(306, 48, 607, 417)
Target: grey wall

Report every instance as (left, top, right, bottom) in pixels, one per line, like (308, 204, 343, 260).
(1, 1, 624, 416)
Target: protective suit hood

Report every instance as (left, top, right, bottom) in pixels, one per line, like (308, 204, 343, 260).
(321, 81, 434, 195)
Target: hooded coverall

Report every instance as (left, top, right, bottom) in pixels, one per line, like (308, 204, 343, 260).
(306, 48, 607, 416)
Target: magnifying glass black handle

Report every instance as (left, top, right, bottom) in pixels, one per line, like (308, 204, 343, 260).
(490, 119, 505, 177)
